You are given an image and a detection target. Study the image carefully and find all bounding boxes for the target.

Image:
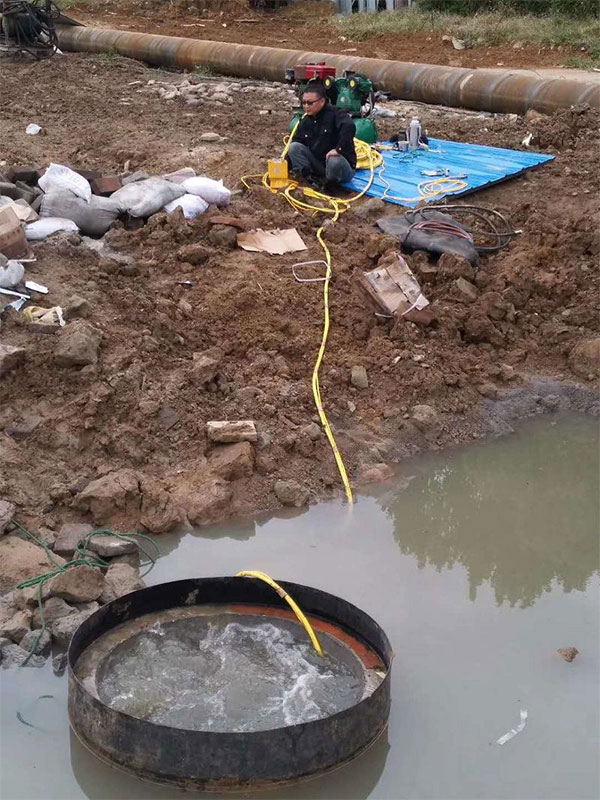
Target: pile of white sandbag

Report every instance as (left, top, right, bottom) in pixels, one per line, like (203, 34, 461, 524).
(28, 163, 232, 241)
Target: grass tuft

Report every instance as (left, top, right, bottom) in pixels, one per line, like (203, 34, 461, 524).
(330, 9, 600, 52)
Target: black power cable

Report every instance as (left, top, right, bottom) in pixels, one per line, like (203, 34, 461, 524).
(0, 0, 61, 58)
(404, 204, 518, 254)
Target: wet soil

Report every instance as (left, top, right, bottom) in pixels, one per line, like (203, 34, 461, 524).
(68, 0, 595, 71)
(0, 52, 598, 537)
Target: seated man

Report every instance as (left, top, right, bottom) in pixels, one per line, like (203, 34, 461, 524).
(287, 83, 357, 188)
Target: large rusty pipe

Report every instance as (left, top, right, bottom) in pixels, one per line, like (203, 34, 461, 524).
(56, 25, 599, 115)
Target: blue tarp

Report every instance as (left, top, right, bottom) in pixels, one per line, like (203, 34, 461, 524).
(343, 137, 554, 208)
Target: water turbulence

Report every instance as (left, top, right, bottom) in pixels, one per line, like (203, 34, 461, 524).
(68, 578, 392, 790)
(93, 612, 368, 732)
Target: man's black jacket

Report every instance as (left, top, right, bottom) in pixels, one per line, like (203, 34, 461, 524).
(292, 103, 357, 169)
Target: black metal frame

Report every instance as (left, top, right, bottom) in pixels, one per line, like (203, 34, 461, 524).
(68, 577, 393, 791)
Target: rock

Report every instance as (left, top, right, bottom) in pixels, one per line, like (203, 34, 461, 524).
(44, 565, 104, 603)
(0, 343, 26, 377)
(273, 479, 309, 508)
(32, 596, 76, 628)
(182, 479, 233, 526)
(568, 338, 600, 379)
(557, 646, 579, 662)
(499, 364, 517, 382)
(199, 132, 222, 142)
(74, 469, 180, 534)
(52, 652, 68, 675)
(0, 536, 65, 589)
(74, 469, 140, 525)
(190, 354, 219, 386)
(479, 291, 506, 321)
(403, 307, 437, 327)
(540, 394, 560, 411)
(36, 527, 56, 548)
(304, 422, 321, 442)
(177, 243, 210, 265)
(101, 563, 144, 603)
(19, 627, 52, 654)
(110, 550, 141, 569)
(355, 198, 386, 219)
(357, 463, 394, 484)
(208, 442, 254, 480)
(0, 592, 18, 626)
(66, 295, 90, 320)
(350, 365, 369, 390)
(13, 585, 39, 610)
(0, 642, 45, 668)
(54, 321, 102, 367)
(54, 522, 94, 558)
(411, 404, 439, 432)
(139, 475, 182, 534)
(158, 406, 180, 430)
(51, 607, 97, 648)
(438, 253, 474, 280)
(463, 310, 503, 345)
(206, 420, 257, 443)
(86, 534, 137, 558)
(0, 499, 16, 535)
(477, 382, 499, 399)
(454, 277, 478, 303)
(0, 609, 31, 642)
(208, 225, 238, 248)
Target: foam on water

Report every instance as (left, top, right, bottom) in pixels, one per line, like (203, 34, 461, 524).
(96, 614, 365, 732)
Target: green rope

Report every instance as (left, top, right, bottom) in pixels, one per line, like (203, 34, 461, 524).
(13, 522, 160, 667)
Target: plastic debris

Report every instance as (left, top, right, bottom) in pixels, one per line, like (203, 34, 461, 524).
(0, 257, 25, 289)
(497, 709, 528, 745)
(26, 124, 42, 136)
(25, 280, 48, 294)
(22, 305, 65, 327)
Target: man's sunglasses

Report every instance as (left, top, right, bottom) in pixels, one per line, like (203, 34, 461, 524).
(301, 98, 321, 107)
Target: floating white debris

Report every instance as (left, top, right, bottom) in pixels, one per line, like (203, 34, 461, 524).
(497, 709, 528, 745)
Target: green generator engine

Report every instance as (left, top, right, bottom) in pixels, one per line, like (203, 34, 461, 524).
(285, 62, 378, 145)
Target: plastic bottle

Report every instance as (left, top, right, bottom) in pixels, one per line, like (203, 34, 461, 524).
(408, 118, 422, 150)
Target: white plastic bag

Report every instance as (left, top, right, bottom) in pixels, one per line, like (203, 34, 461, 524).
(111, 178, 185, 218)
(0, 259, 25, 288)
(182, 176, 230, 207)
(25, 217, 79, 241)
(38, 163, 92, 203)
(163, 193, 209, 220)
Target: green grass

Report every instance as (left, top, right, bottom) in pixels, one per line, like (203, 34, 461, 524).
(193, 64, 216, 77)
(330, 9, 600, 52)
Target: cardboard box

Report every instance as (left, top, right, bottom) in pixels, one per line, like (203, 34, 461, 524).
(0, 206, 29, 259)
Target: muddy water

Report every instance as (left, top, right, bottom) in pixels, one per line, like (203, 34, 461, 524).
(1, 414, 598, 800)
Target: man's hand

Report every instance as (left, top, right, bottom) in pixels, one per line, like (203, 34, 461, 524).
(325, 149, 339, 160)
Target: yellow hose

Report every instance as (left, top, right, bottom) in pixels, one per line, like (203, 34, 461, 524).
(236, 570, 323, 657)
(240, 133, 380, 506)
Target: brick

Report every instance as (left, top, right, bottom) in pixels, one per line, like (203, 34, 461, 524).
(90, 176, 122, 196)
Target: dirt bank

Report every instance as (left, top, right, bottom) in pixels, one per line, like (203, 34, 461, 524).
(1, 53, 598, 539)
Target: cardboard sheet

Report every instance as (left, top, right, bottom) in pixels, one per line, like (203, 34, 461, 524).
(237, 228, 307, 256)
(357, 254, 428, 316)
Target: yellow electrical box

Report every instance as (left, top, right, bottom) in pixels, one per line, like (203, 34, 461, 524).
(267, 158, 289, 190)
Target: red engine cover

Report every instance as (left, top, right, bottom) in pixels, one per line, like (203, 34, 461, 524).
(293, 62, 336, 82)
